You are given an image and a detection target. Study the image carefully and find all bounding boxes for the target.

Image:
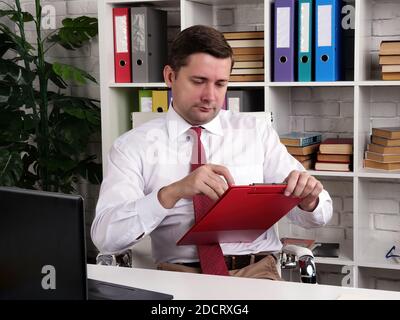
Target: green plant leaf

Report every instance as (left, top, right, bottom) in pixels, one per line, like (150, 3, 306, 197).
(0, 33, 18, 57)
(47, 16, 98, 50)
(0, 23, 35, 56)
(0, 149, 24, 186)
(0, 9, 34, 22)
(55, 117, 91, 150)
(84, 109, 101, 126)
(52, 96, 99, 122)
(0, 59, 35, 85)
(45, 62, 67, 89)
(0, 108, 27, 143)
(2, 85, 35, 109)
(52, 62, 97, 85)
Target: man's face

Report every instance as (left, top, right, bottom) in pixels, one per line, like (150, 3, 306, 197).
(164, 53, 232, 126)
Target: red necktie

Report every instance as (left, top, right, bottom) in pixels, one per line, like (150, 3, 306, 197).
(190, 127, 229, 276)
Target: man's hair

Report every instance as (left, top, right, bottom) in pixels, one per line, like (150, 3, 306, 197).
(168, 25, 234, 73)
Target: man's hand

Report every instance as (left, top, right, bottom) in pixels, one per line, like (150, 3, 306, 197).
(158, 164, 235, 209)
(284, 170, 323, 212)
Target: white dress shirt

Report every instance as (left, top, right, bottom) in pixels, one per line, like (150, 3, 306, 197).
(91, 107, 332, 264)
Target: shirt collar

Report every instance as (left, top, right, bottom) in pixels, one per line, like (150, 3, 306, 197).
(166, 103, 224, 140)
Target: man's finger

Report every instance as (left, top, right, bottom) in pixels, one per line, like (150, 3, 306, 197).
(299, 177, 317, 198)
(208, 174, 229, 196)
(292, 173, 308, 197)
(284, 171, 300, 196)
(201, 181, 220, 201)
(208, 164, 235, 186)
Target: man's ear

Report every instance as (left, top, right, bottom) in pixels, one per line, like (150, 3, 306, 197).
(163, 65, 175, 88)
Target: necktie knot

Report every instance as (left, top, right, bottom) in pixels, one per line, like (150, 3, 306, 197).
(190, 126, 202, 138)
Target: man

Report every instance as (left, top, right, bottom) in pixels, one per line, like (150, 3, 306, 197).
(91, 25, 332, 280)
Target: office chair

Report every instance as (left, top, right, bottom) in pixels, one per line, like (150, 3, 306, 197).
(96, 235, 317, 284)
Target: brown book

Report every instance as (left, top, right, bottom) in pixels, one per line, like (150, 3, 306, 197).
(223, 31, 264, 40)
(319, 138, 353, 154)
(379, 55, 400, 65)
(371, 135, 400, 147)
(285, 143, 320, 156)
(367, 143, 400, 154)
(365, 151, 400, 163)
(233, 54, 264, 62)
(293, 154, 312, 162)
(300, 159, 313, 170)
(229, 74, 264, 82)
(233, 61, 264, 68)
(317, 152, 351, 163)
(382, 65, 400, 73)
(364, 159, 400, 171)
(279, 132, 322, 147)
(227, 39, 264, 48)
(372, 127, 400, 139)
(232, 47, 264, 55)
(382, 72, 400, 80)
(231, 68, 264, 75)
(315, 162, 350, 172)
(379, 41, 400, 55)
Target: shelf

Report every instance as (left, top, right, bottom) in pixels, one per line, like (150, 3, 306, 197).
(315, 257, 355, 266)
(187, 0, 262, 4)
(109, 82, 167, 88)
(110, 82, 266, 88)
(228, 82, 265, 87)
(268, 81, 355, 87)
(105, 0, 179, 5)
(358, 170, 400, 179)
(358, 81, 400, 87)
(358, 261, 400, 271)
(308, 171, 355, 178)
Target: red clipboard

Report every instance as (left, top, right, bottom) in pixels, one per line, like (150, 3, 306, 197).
(177, 184, 302, 246)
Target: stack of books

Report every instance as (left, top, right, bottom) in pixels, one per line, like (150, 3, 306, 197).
(279, 132, 322, 169)
(315, 138, 353, 172)
(364, 127, 400, 171)
(223, 31, 264, 82)
(379, 41, 400, 81)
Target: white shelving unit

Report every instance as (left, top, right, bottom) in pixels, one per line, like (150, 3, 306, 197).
(98, 0, 400, 291)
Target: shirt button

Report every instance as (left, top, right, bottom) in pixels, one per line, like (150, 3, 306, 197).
(186, 136, 190, 141)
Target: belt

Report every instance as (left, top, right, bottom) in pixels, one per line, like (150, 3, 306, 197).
(180, 253, 272, 271)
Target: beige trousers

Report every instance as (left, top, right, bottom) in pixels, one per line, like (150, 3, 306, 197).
(157, 255, 282, 281)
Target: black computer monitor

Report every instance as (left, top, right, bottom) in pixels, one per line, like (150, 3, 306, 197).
(0, 187, 87, 299)
(0, 187, 173, 300)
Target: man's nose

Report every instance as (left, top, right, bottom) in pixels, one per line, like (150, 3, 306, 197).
(201, 83, 216, 102)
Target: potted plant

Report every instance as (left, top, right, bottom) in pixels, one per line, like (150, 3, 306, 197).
(0, 0, 102, 193)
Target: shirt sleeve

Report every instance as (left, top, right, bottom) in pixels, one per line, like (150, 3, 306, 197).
(90, 140, 168, 255)
(260, 122, 333, 228)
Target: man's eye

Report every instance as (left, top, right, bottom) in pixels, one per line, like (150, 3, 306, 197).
(216, 82, 227, 88)
(192, 79, 203, 84)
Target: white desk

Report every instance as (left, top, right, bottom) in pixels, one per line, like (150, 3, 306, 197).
(88, 264, 400, 300)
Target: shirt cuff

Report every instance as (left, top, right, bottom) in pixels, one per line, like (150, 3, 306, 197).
(134, 188, 170, 234)
(298, 189, 332, 226)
